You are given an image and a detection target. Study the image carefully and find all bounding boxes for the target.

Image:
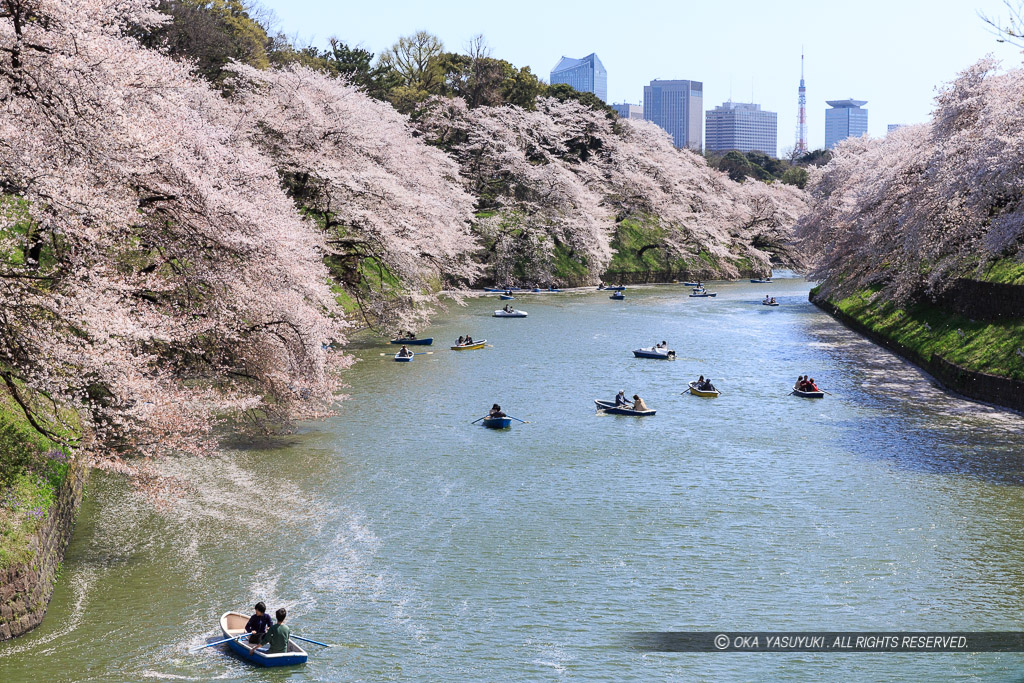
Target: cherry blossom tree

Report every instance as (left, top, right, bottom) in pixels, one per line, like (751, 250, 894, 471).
(0, 0, 347, 472)
(418, 96, 806, 283)
(224, 63, 480, 332)
(798, 59, 1024, 302)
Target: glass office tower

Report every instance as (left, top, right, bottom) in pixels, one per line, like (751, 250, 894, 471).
(705, 101, 778, 156)
(824, 99, 868, 149)
(643, 79, 703, 151)
(549, 54, 607, 102)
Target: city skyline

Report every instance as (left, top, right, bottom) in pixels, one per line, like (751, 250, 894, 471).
(259, 0, 1021, 150)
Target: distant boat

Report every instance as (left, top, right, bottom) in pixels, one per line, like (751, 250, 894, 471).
(689, 290, 717, 297)
(532, 287, 563, 293)
(484, 287, 522, 292)
(751, 278, 773, 283)
(599, 285, 626, 291)
(633, 346, 675, 359)
(762, 301, 779, 306)
(792, 386, 825, 399)
(390, 337, 432, 345)
(451, 340, 487, 350)
(687, 381, 719, 398)
(482, 416, 512, 429)
(682, 281, 701, 287)
(499, 294, 515, 300)
(610, 292, 625, 300)
(394, 352, 414, 362)
(220, 612, 307, 667)
(493, 309, 528, 318)
(594, 399, 656, 416)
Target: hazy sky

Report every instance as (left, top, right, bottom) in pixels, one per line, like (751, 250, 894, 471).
(260, 0, 1022, 153)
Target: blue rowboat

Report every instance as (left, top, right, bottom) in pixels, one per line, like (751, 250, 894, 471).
(390, 337, 432, 345)
(750, 278, 772, 283)
(633, 346, 674, 359)
(499, 294, 515, 300)
(394, 353, 414, 362)
(689, 291, 717, 297)
(610, 292, 625, 300)
(682, 282, 700, 287)
(792, 386, 825, 399)
(482, 416, 512, 429)
(594, 399, 656, 416)
(220, 612, 307, 667)
(485, 287, 521, 292)
(602, 285, 626, 291)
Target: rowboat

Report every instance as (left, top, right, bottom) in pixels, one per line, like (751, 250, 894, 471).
(751, 278, 773, 283)
(482, 416, 512, 429)
(762, 301, 779, 306)
(499, 294, 515, 300)
(493, 310, 528, 317)
(688, 381, 719, 398)
(610, 292, 625, 300)
(689, 291, 717, 298)
(682, 281, 701, 287)
(394, 352, 414, 362)
(599, 285, 626, 291)
(219, 611, 307, 667)
(792, 386, 825, 399)
(531, 288, 563, 293)
(633, 346, 675, 359)
(484, 287, 521, 292)
(451, 340, 486, 350)
(594, 399, 656, 416)
(390, 337, 432, 345)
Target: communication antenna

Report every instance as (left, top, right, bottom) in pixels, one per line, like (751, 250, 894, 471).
(795, 47, 808, 155)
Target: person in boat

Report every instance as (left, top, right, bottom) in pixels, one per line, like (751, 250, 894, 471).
(398, 345, 413, 357)
(250, 607, 290, 655)
(614, 390, 629, 406)
(702, 378, 716, 391)
(770, 297, 776, 304)
(457, 335, 465, 345)
(696, 375, 705, 388)
(465, 335, 473, 344)
(807, 378, 820, 392)
(244, 602, 272, 645)
(489, 403, 506, 418)
(764, 295, 770, 304)
(632, 394, 649, 411)
(404, 331, 416, 339)
(505, 289, 512, 296)
(796, 375, 808, 390)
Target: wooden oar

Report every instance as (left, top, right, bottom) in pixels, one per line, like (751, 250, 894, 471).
(191, 633, 249, 652)
(506, 415, 530, 424)
(290, 634, 332, 648)
(471, 416, 488, 424)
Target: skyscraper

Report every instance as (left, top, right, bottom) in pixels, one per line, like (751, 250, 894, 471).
(549, 54, 607, 102)
(611, 103, 643, 120)
(705, 101, 778, 156)
(643, 79, 703, 151)
(825, 99, 868, 149)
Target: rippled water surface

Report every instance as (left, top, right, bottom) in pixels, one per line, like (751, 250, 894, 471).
(4, 277, 1024, 681)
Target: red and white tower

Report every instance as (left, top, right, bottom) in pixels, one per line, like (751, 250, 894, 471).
(795, 49, 808, 156)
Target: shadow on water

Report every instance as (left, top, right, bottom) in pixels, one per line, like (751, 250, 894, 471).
(801, 309, 1024, 485)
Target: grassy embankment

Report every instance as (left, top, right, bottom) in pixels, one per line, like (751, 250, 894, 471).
(0, 391, 74, 570)
(817, 259, 1024, 381)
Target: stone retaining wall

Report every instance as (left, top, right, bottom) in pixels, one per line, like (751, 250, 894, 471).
(0, 459, 87, 641)
(812, 294, 1024, 414)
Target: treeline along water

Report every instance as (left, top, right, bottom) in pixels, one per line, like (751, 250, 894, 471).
(3, 277, 1024, 681)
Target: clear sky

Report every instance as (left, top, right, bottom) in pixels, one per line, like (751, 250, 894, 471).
(259, 0, 1022, 154)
